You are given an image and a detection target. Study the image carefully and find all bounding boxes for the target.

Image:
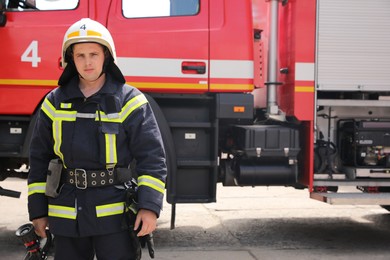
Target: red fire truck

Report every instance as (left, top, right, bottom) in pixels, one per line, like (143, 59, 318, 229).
(1, 0, 390, 225)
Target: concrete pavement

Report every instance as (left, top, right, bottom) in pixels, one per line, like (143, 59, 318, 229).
(1, 178, 390, 260)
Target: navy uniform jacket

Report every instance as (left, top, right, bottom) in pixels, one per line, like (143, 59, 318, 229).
(27, 75, 167, 237)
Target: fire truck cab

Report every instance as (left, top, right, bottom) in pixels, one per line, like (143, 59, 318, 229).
(1, 0, 390, 224)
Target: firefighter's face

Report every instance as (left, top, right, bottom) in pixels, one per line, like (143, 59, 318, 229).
(72, 43, 105, 82)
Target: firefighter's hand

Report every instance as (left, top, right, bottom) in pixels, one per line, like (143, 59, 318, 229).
(134, 209, 157, 237)
(32, 217, 48, 238)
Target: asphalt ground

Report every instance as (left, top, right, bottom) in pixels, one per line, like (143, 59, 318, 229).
(1, 178, 390, 260)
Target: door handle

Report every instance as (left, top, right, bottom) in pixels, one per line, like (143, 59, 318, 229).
(181, 61, 206, 74)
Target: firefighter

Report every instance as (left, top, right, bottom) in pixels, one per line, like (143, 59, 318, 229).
(27, 18, 167, 260)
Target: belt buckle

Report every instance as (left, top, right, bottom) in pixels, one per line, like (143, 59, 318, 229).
(74, 169, 87, 189)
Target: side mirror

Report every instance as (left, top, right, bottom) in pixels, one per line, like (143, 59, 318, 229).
(0, 0, 6, 27)
(0, 13, 6, 27)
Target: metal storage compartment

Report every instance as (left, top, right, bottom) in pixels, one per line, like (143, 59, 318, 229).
(230, 125, 300, 185)
(231, 125, 300, 158)
(159, 95, 218, 204)
(317, 0, 390, 92)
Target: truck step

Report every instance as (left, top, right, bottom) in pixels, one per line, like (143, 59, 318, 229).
(310, 192, 390, 205)
(313, 179, 390, 187)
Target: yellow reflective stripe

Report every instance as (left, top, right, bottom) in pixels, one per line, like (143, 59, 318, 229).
(96, 94, 147, 123)
(295, 86, 315, 93)
(42, 98, 78, 121)
(41, 98, 56, 121)
(119, 94, 148, 122)
(53, 120, 65, 166)
(87, 30, 102, 37)
(42, 98, 96, 121)
(67, 31, 80, 38)
(43, 94, 147, 123)
(96, 113, 121, 123)
(127, 203, 138, 215)
(67, 30, 102, 38)
(96, 202, 125, 217)
(210, 83, 254, 91)
(105, 134, 117, 166)
(28, 182, 46, 196)
(41, 100, 76, 167)
(60, 103, 72, 109)
(129, 81, 208, 91)
(41, 94, 147, 168)
(138, 175, 165, 194)
(48, 204, 77, 220)
(77, 112, 97, 119)
(40, 98, 66, 166)
(54, 110, 77, 121)
(0, 79, 57, 86)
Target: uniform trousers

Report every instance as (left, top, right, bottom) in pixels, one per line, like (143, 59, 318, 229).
(54, 230, 136, 260)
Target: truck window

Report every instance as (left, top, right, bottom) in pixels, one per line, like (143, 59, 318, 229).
(5, 0, 78, 11)
(122, 0, 199, 18)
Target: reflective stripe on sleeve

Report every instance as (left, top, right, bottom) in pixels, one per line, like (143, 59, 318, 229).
(96, 202, 125, 217)
(138, 175, 165, 194)
(119, 94, 148, 122)
(48, 204, 77, 220)
(41, 98, 56, 121)
(96, 94, 147, 123)
(42, 98, 79, 122)
(28, 182, 46, 196)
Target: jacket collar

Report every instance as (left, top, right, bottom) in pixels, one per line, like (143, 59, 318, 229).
(59, 74, 121, 102)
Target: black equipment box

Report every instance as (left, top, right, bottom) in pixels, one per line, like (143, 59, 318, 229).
(216, 93, 253, 119)
(231, 125, 300, 158)
(351, 121, 390, 146)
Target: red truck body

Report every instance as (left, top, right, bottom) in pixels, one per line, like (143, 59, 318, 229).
(2, 0, 390, 217)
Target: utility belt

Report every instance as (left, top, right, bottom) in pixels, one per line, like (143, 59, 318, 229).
(62, 168, 119, 189)
(46, 159, 133, 198)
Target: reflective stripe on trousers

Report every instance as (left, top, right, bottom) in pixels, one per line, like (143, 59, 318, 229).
(48, 202, 125, 219)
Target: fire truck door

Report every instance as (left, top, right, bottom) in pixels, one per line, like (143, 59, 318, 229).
(107, 0, 209, 93)
(0, 0, 88, 115)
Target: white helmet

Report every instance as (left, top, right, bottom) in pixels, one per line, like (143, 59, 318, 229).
(61, 18, 117, 68)
(59, 18, 125, 85)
